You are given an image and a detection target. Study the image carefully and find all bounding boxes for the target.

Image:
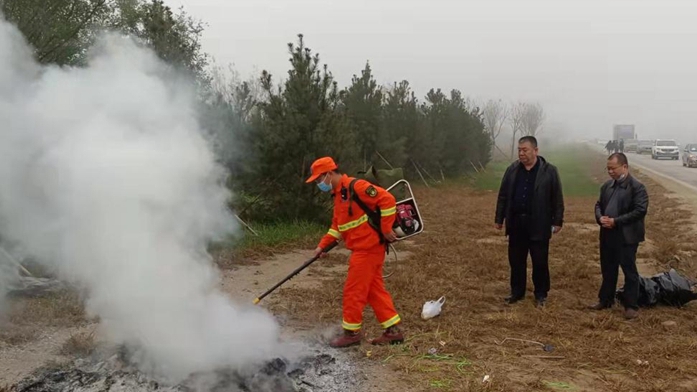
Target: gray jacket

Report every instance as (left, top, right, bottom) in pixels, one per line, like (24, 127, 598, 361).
(594, 174, 649, 244)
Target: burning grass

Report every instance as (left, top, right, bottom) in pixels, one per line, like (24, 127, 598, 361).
(274, 148, 697, 391)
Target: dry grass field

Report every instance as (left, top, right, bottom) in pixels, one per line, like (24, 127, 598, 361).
(2, 146, 696, 392)
(272, 147, 697, 391)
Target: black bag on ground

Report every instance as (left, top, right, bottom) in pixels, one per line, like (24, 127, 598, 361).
(653, 269, 697, 307)
(616, 268, 697, 308)
(617, 276, 659, 307)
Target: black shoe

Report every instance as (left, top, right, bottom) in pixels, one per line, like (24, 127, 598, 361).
(504, 295, 524, 304)
(535, 297, 547, 308)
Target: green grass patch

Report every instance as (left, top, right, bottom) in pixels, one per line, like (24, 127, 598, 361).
(472, 145, 599, 197)
(235, 220, 325, 249)
(544, 381, 576, 390)
(472, 161, 509, 191)
(209, 220, 326, 260)
(544, 147, 599, 197)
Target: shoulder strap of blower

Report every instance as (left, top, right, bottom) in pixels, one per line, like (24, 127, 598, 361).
(348, 178, 386, 245)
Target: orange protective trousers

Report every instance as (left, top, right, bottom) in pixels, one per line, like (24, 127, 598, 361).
(341, 246, 401, 331)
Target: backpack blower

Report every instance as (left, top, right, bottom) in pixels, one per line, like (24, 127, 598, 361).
(252, 179, 424, 304)
(386, 179, 424, 240)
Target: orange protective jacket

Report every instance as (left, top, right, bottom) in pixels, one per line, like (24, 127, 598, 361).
(318, 175, 397, 251)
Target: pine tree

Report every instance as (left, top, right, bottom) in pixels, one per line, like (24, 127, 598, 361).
(342, 62, 383, 169)
(246, 34, 356, 221)
(379, 81, 416, 169)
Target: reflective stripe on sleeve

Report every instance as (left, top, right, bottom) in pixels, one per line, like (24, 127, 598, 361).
(327, 229, 341, 239)
(338, 214, 368, 232)
(380, 206, 397, 217)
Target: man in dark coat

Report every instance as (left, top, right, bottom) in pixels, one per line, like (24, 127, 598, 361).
(495, 136, 565, 307)
(605, 140, 613, 155)
(590, 153, 648, 319)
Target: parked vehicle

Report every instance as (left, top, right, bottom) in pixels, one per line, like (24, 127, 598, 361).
(636, 140, 653, 154)
(652, 139, 680, 160)
(682, 143, 697, 168)
(624, 139, 639, 152)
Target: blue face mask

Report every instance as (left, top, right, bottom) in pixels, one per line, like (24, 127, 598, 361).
(317, 175, 332, 192)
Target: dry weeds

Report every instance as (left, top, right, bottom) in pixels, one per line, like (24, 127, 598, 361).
(275, 152, 697, 392)
(0, 290, 87, 346)
(60, 331, 96, 357)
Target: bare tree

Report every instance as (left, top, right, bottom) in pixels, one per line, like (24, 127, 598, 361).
(521, 102, 545, 137)
(482, 99, 509, 153)
(208, 61, 242, 104)
(207, 62, 267, 120)
(509, 101, 526, 159)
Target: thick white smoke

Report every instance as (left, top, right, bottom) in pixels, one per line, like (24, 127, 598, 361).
(0, 18, 280, 381)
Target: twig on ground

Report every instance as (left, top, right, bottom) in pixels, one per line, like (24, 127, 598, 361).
(494, 337, 545, 348)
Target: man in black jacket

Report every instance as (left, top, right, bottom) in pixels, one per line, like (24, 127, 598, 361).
(590, 153, 648, 320)
(495, 136, 565, 307)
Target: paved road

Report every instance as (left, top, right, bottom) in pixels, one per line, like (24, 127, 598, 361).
(627, 151, 697, 191)
(589, 144, 697, 192)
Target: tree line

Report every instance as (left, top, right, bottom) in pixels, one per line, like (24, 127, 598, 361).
(2, 1, 541, 223)
(203, 35, 492, 221)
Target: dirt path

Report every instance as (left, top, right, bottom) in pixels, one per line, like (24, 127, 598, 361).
(0, 246, 414, 391)
(218, 243, 417, 392)
(219, 247, 352, 301)
(0, 238, 415, 391)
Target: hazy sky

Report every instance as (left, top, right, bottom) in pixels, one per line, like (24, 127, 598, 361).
(167, 0, 697, 142)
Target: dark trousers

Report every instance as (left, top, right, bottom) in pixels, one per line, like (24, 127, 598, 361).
(599, 238, 639, 309)
(508, 217, 550, 299)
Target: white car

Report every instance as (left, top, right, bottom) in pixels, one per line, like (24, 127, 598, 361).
(651, 139, 680, 160)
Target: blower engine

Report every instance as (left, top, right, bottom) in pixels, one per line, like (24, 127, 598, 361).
(386, 180, 424, 240)
(393, 204, 420, 237)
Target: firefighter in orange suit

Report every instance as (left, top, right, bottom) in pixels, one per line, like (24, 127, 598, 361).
(306, 156, 405, 348)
